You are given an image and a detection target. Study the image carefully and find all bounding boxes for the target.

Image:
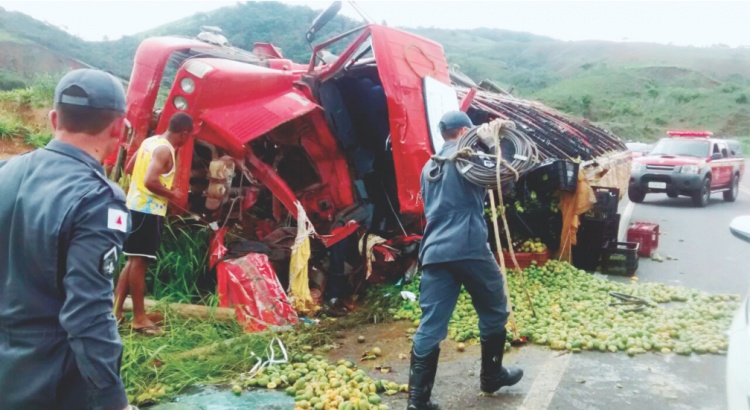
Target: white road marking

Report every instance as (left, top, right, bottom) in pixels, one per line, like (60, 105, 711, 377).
(519, 352, 573, 410)
(740, 186, 750, 196)
(619, 199, 635, 241)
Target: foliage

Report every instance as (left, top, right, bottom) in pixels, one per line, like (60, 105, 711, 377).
(0, 73, 58, 107)
(147, 218, 213, 304)
(0, 115, 23, 139)
(24, 132, 52, 148)
(120, 307, 271, 404)
(0, 70, 26, 91)
(4, 2, 750, 140)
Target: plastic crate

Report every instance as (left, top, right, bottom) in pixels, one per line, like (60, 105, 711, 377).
(600, 241, 640, 276)
(524, 159, 579, 193)
(626, 222, 659, 257)
(578, 213, 620, 247)
(587, 186, 620, 219)
(500, 250, 549, 269)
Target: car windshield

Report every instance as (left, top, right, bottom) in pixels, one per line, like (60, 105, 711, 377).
(650, 139, 709, 158)
(626, 143, 651, 153)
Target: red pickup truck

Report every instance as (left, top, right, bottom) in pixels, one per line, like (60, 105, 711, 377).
(629, 131, 745, 207)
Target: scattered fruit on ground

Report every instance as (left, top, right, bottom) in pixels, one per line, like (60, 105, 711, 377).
(237, 354, 396, 410)
(358, 335, 366, 343)
(457, 343, 466, 352)
(393, 260, 739, 356)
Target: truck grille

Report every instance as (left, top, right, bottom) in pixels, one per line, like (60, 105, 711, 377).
(646, 165, 675, 171)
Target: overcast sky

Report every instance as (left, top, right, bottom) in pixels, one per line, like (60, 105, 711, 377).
(1, 1, 749, 47)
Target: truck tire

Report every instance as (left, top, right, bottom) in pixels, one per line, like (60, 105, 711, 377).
(723, 174, 739, 202)
(628, 187, 645, 203)
(692, 177, 711, 207)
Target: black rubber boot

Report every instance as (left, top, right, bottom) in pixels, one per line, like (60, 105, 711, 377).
(407, 347, 441, 410)
(480, 330, 523, 393)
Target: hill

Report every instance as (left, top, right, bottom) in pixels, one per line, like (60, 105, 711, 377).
(1, 1, 750, 142)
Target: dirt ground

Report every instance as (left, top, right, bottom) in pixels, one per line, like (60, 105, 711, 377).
(324, 320, 526, 409)
(0, 137, 33, 159)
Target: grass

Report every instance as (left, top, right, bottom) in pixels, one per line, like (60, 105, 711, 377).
(120, 307, 272, 404)
(120, 280, 404, 405)
(145, 218, 213, 304)
(0, 73, 58, 108)
(0, 115, 23, 139)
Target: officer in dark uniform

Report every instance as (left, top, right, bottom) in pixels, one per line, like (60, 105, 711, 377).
(407, 111, 524, 410)
(0, 69, 136, 409)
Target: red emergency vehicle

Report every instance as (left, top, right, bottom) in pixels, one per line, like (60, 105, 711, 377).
(629, 131, 745, 207)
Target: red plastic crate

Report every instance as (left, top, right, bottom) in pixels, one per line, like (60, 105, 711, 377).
(501, 250, 549, 269)
(626, 222, 659, 257)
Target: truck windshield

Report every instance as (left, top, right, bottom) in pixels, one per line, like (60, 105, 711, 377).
(650, 139, 709, 158)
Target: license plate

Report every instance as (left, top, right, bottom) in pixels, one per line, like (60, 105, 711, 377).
(648, 182, 667, 189)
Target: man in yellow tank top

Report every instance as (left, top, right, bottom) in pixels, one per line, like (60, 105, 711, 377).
(114, 113, 193, 334)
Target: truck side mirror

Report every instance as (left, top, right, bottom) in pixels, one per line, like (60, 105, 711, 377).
(306, 1, 343, 44)
(711, 152, 723, 160)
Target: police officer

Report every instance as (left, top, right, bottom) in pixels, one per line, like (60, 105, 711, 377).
(0, 69, 136, 409)
(407, 111, 524, 410)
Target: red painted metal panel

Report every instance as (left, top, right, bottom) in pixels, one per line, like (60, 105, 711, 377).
(370, 25, 451, 214)
(201, 89, 317, 145)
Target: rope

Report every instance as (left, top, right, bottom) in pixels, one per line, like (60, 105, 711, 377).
(427, 124, 539, 188)
(483, 121, 537, 340)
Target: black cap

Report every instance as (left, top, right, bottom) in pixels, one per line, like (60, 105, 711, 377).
(54, 69, 126, 113)
(438, 110, 473, 132)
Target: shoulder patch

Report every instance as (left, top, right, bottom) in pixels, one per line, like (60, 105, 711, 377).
(108, 208, 128, 232)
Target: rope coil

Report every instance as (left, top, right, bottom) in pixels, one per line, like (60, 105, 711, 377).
(427, 124, 540, 188)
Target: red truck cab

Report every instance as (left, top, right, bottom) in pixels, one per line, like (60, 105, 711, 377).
(629, 131, 745, 207)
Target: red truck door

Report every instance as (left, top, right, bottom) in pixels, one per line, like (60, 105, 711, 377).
(711, 141, 732, 187)
(369, 25, 451, 214)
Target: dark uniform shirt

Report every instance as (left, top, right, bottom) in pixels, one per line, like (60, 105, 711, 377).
(419, 141, 493, 265)
(0, 140, 130, 410)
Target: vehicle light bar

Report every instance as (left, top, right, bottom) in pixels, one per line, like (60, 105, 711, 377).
(667, 130, 713, 137)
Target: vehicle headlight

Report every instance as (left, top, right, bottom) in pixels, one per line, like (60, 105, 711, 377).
(173, 96, 188, 110)
(180, 77, 195, 94)
(631, 162, 645, 172)
(681, 165, 700, 174)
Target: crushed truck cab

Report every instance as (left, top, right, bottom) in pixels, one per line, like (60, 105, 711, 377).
(629, 131, 745, 207)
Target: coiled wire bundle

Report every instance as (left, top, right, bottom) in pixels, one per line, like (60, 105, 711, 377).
(428, 124, 540, 189)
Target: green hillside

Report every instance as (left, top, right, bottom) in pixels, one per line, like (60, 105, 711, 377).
(1, 1, 750, 142)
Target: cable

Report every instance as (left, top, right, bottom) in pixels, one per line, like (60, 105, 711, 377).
(428, 125, 540, 188)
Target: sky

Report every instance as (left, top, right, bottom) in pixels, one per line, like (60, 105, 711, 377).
(1, 0, 750, 47)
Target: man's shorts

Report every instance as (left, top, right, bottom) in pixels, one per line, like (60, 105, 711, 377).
(123, 210, 164, 259)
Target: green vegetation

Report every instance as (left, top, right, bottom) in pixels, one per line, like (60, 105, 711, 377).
(0, 114, 22, 139)
(120, 310, 270, 404)
(0, 73, 57, 108)
(147, 219, 213, 304)
(4, 2, 750, 140)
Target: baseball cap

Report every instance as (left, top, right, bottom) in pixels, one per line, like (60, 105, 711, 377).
(54, 69, 126, 113)
(438, 110, 473, 132)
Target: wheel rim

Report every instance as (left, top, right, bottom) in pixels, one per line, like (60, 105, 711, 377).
(703, 180, 710, 202)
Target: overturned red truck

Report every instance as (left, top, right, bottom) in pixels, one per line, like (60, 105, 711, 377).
(109, 2, 631, 324)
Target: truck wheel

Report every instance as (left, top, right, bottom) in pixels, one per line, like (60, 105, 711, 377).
(628, 187, 645, 203)
(723, 174, 739, 202)
(692, 177, 711, 207)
